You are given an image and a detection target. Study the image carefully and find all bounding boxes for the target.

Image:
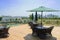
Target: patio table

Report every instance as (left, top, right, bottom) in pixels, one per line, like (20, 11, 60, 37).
(35, 26, 54, 39)
(35, 26, 48, 38)
(35, 26, 48, 34)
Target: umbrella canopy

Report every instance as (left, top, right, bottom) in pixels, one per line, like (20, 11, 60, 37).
(28, 6, 60, 12)
(27, 6, 60, 26)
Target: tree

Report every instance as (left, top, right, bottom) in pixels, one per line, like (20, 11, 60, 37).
(10, 18, 12, 22)
(29, 13, 34, 20)
(35, 11, 38, 21)
(39, 14, 41, 19)
(44, 14, 59, 18)
(0, 17, 2, 21)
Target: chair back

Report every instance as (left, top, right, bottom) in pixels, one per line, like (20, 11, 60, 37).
(46, 26, 54, 34)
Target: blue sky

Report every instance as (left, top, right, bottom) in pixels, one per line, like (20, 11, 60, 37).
(0, 0, 60, 16)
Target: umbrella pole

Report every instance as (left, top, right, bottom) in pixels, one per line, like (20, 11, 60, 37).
(41, 11, 43, 26)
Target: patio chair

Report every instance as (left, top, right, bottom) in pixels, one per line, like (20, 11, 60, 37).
(46, 26, 54, 36)
(28, 21, 43, 36)
(28, 22, 39, 35)
(28, 21, 41, 28)
(3, 27, 10, 34)
(0, 25, 10, 37)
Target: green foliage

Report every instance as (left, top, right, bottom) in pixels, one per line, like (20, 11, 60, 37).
(35, 11, 38, 21)
(44, 14, 59, 18)
(38, 18, 60, 26)
(39, 14, 41, 19)
(29, 13, 34, 20)
(21, 17, 28, 19)
(9, 19, 11, 21)
(15, 18, 17, 21)
(0, 17, 2, 21)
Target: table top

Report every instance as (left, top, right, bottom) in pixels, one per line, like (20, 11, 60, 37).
(36, 26, 48, 29)
(0, 25, 7, 29)
(33, 22, 38, 24)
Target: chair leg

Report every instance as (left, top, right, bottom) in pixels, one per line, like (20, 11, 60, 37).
(32, 32, 34, 35)
(49, 33, 52, 36)
(50, 33, 52, 36)
(49, 32, 52, 36)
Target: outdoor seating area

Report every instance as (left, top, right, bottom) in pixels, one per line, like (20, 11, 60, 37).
(0, 24, 60, 40)
(28, 21, 54, 39)
(1, 0, 60, 40)
(0, 24, 10, 38)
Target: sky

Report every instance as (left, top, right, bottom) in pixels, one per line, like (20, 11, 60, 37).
(0, 0, 60, 16)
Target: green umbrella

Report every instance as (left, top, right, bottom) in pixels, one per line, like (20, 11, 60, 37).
(27, 6, 60, 26)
